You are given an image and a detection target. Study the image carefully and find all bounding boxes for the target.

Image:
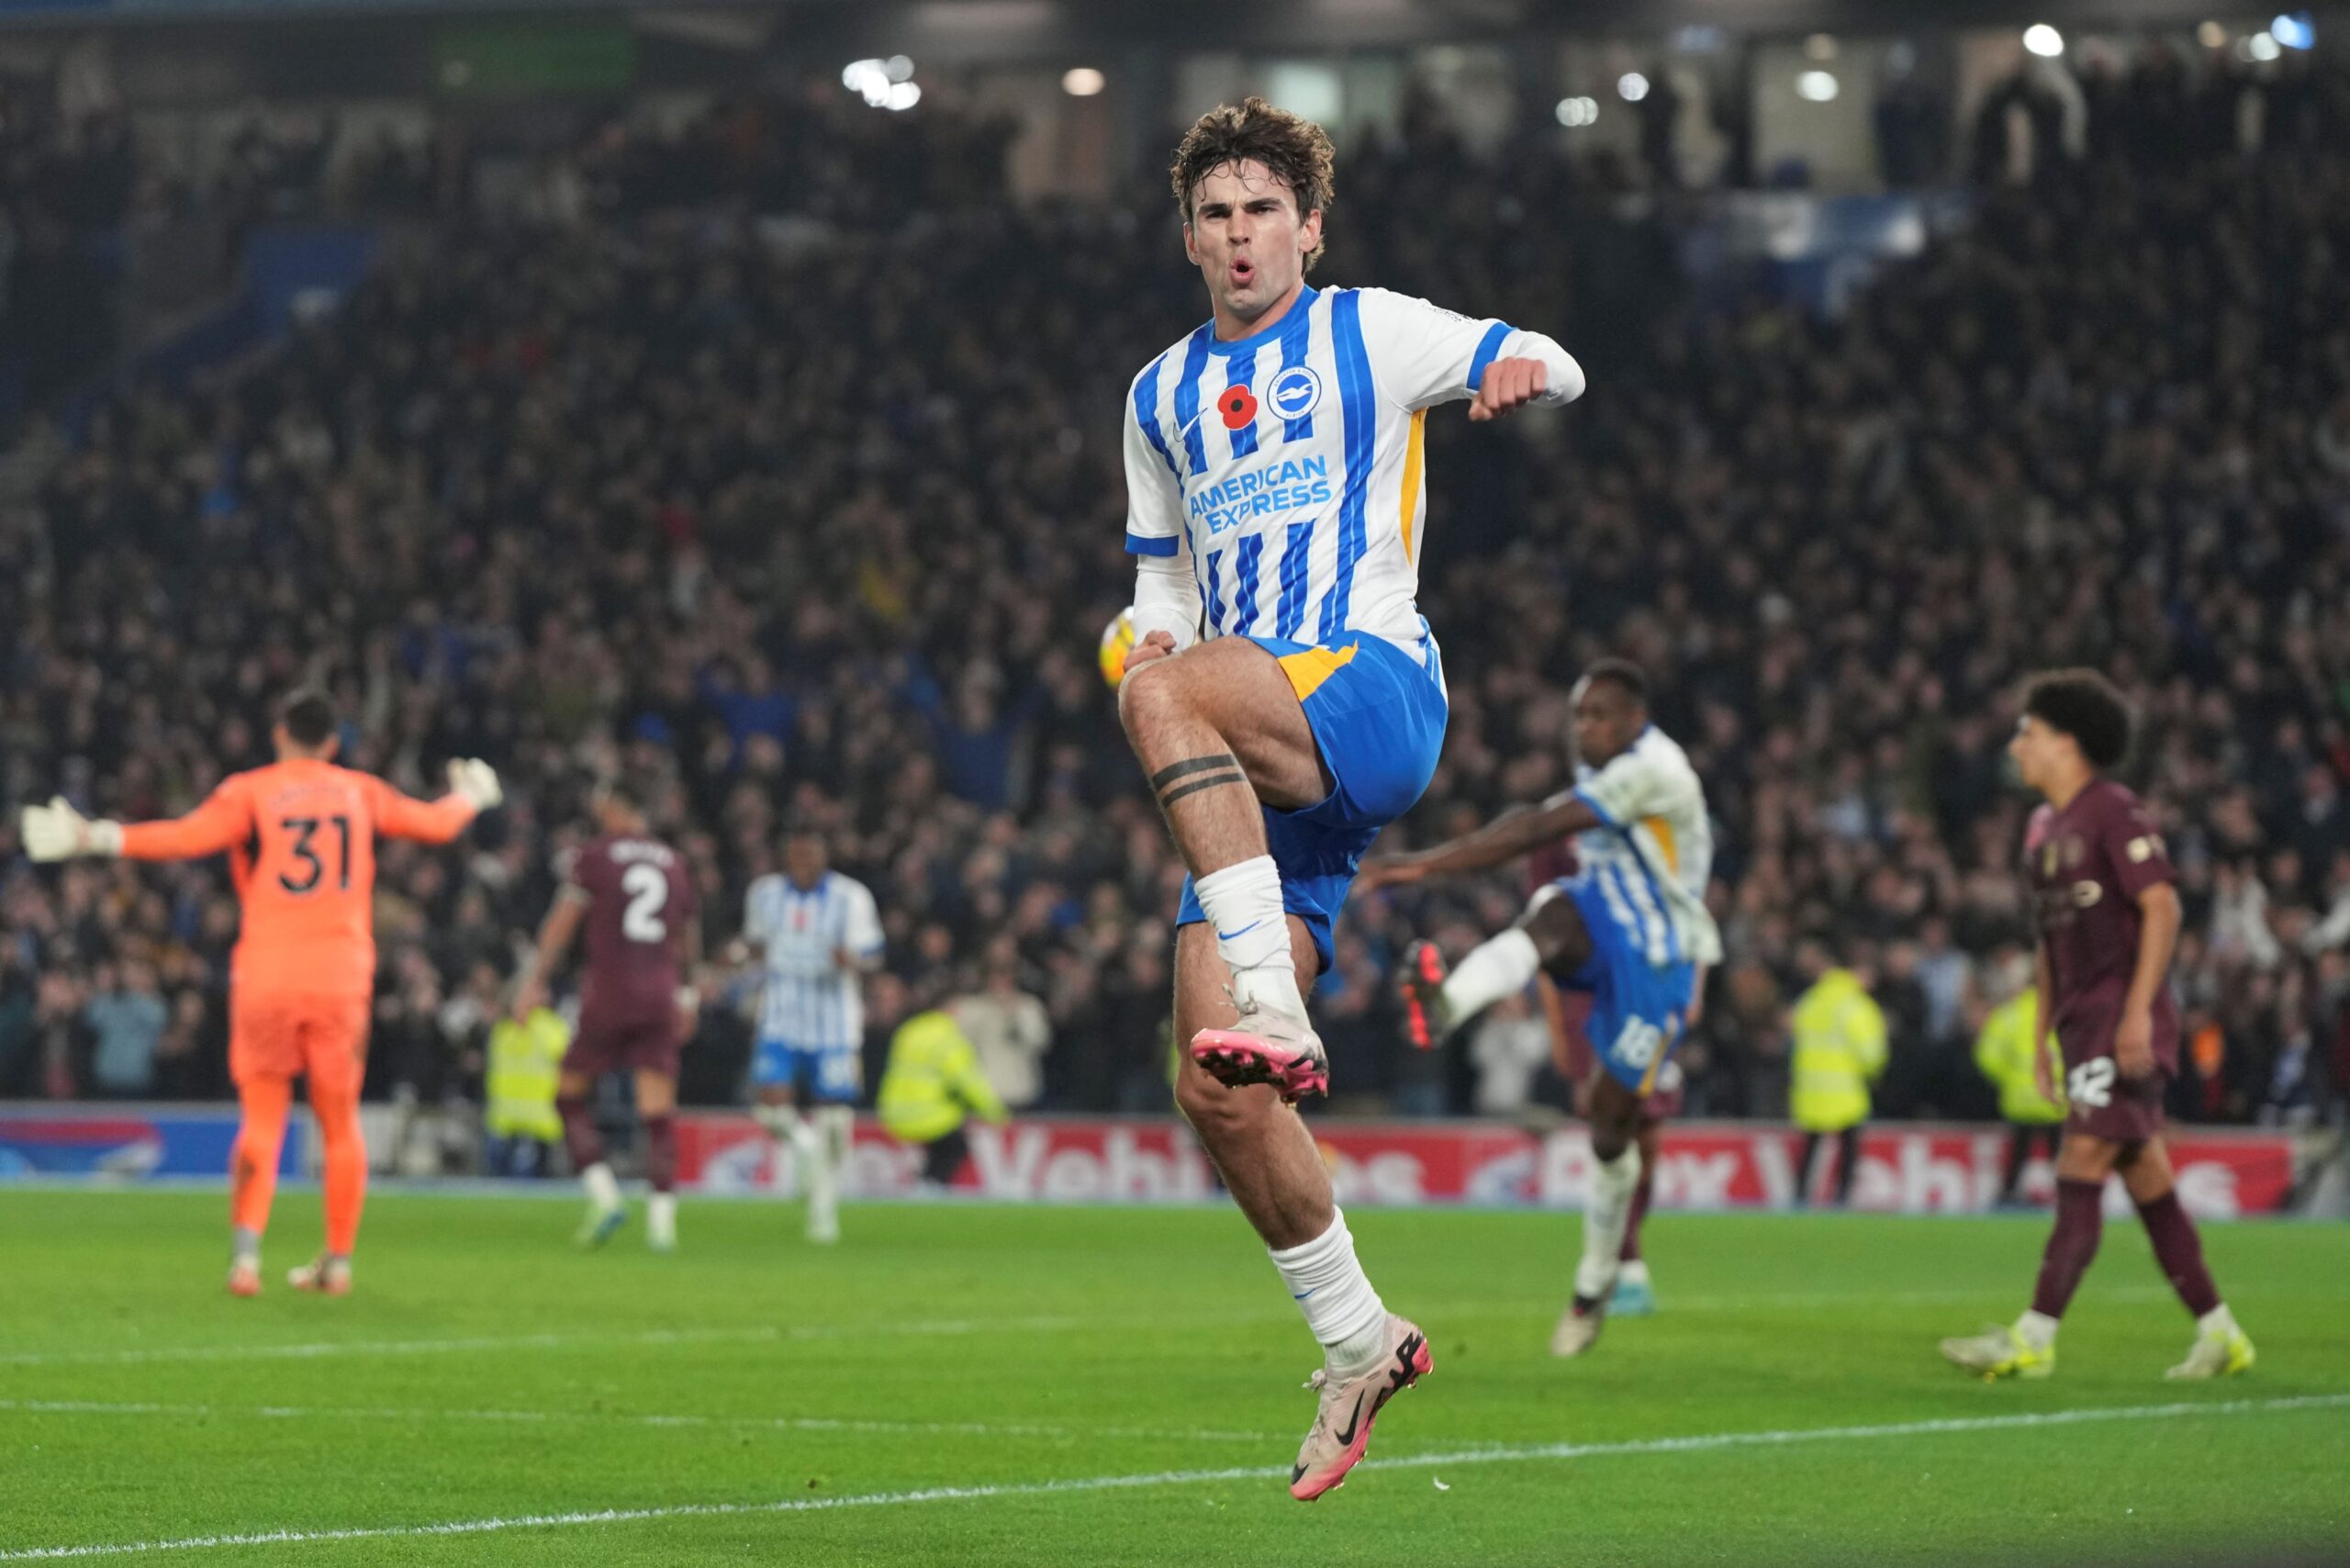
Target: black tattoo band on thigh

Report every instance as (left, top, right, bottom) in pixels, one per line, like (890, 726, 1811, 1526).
(1158, 770, 1248, 806)
(1150, 754, 1240, 791)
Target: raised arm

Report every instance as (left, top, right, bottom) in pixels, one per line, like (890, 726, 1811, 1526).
(1355, 790, 1604, 895)
(375, 761, 502, 845)
(23, 781, 250, 864)
(118, 788, 252, 862)
(1356, 287, 1587, 422)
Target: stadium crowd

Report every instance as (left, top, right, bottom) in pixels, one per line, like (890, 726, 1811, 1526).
(2, 44, 2348, 1137)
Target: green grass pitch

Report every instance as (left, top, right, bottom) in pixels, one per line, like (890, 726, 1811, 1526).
(2, 1189, 2344, 1565)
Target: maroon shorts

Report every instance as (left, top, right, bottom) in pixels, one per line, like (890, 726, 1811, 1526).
(2054, 1004, 2169, 1145)
(568, 1009, 681, 1080)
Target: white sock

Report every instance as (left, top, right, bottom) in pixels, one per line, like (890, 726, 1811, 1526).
(1618, 1258, 1651, 1288)
(1269, 1210, 1389, 1377)
(231, 1226, 261, 1266)
(647, 1193, 677, 1249)
(807, 1107, 849, 1237)
(581, 1160, 621, 1214)
(1440, 928, 1540, 1030)
(1574, 1146, 1641, 1301)
(2015, 1309, 2060, 1351)
(1194, 856, 1304, 1016)
(2197, 1304, 2237, 1339)
(754, 1102, 800, 1143)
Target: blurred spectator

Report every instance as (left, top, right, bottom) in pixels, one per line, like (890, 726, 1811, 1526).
(0, 50, 2345, 1129)
(83, 958, 165, 1096)
(1467, 991, 1552, 1116)
(956, 950, 1052, 1113)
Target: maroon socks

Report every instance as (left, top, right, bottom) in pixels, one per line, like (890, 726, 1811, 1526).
(2031, 1177, 2106, 1318)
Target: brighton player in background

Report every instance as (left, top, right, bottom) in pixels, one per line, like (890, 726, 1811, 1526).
(514, 778, 699, 1253)
(1115, 97, 1585, 1499)
(19, 689, 501, 1295)
(1536, 977, 1682, 1318)
(1355, 660, 1718, 1357)
(1520, 836, 1680, 1317)
(1941, 671, 2255, 1382)
(735, 825, 882, 1245)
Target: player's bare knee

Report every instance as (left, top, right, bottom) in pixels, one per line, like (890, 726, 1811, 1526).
(1173, 1068, 1270, 1148)
(2056, 1135, 2118, 1182)
(1116, 656, 1187, 745)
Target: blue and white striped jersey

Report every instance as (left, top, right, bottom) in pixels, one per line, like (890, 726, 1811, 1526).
(743, 871, 883, 1051)
(1569, 726, 1724, 969)
(1124, 285, 1583, 661)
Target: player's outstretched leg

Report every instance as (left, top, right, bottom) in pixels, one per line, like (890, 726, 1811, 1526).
(1122, 640, 1331, 1101)
(558, 1071, 625, 1248)
(1171, 924, 1428, 1498)
(1400, 923, 1553, 1051)
(1611, 1118, 1661, 1316)
(227, 1075, 294, 1297)
(2116, 1141, 2255, 1379)
(1941, 1134, 2115, 1379)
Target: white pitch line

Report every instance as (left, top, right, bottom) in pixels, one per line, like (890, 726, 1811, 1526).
(0, 1312, 1169, 1371)
(0, 1398, 1271, 1446)
(0, 1287, 2149, 1371)
(2, 1393, 2343, 1562)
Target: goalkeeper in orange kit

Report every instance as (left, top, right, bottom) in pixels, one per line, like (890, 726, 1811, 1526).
(20, 689, 502, 1296)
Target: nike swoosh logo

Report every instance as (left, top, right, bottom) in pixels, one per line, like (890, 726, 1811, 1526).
(1216, 920, 1263, 940)
(1330, 1389, 1373, 1448)
(1291, 1289, 1315, 1301)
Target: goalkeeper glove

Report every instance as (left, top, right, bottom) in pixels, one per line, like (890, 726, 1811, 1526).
(446, 759, 503, 812)
(20, 798, 124, 861)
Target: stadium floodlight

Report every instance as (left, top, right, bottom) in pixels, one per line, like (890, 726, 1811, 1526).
(2021, 24, 2065, 58)
(1797, 71, 1840, 103)
(2269, 13, 2313, 49)
(844, 58, 921, 109)
(1554, 95, 1599, 128)
(2246, 29, 2282, 59)
(1617, 72, 1650, 103)
(2198, 20, 2228, 47)
(1062, 67, 1106, 96)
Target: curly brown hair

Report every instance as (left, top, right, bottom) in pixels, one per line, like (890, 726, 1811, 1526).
(1169, 97, 1336, 269)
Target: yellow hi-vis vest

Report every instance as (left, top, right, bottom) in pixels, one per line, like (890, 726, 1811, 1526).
(878, 1009, 1009, 1145)
(485, 1007, 569, 1140)
(1789, 969, 1887, 1133)
(1974, 986, 2065, 1125)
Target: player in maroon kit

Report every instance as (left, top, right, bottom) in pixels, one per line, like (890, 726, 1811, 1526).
(514, 780, 700, 1252)
(1941, 671, 2254, 1381)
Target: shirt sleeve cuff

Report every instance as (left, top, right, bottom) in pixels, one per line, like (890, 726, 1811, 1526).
(1125, 532, 1180, 557)
(1465, 321, 1514, 391)
(1572, 786, 1621, 828)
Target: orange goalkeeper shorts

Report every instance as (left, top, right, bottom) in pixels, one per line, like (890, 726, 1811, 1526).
(229, 989, 372, 1096)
